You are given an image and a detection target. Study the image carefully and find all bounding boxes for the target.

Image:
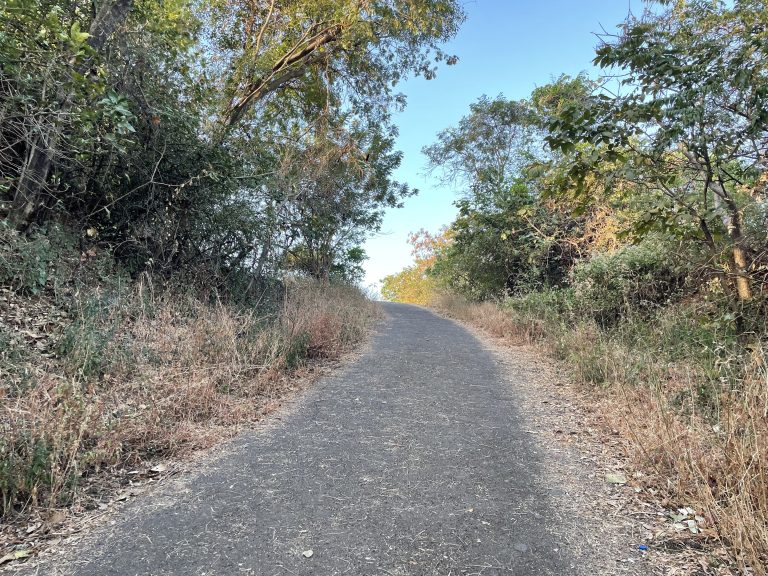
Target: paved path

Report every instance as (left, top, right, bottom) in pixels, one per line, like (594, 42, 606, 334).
(73, 303, 580, 575)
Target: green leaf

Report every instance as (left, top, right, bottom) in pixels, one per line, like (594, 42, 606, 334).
(70, 21, 90, 44)
(0, 550, 31, 566)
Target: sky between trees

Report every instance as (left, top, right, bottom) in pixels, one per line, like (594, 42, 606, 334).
(362, 0, 639, 292)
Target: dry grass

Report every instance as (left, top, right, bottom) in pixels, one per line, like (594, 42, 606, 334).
(601, 348, 768, 574)
(430, 292, 545, 343)
(432, 291, 768, 574)
(0, 279, 379, 523)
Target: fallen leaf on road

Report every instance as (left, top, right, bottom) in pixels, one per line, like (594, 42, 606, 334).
(0, 550, 31, 565)
(605, 472, 627, 485)
(48, 510, 67, 525)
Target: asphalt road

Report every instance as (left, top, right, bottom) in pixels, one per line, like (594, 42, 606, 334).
(68, 303, 581, 575)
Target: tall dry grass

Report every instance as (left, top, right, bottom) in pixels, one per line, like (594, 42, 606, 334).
(432, 291, 768, 574)
(0, 279, 379, 519)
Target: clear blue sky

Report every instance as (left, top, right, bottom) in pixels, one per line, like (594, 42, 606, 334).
(362, 0, 638, 293)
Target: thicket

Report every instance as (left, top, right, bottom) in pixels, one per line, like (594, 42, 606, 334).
(0, 0, 466, 536)
(384, 0, 768, 571)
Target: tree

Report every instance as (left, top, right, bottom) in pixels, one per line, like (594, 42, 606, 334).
(421, 95, 584, 298)
(546, 0, 768, 304)
(380, 228, 449, 304)
(4, 0, 465, 234)
(4, 0, 136, 227)
(423, 95, 538, 206)
(276, 112, 412, 280)
(207, 0, 465, 129)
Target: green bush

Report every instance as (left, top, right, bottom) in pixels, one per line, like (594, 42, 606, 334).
(0, 326, 36, 394)
(0, 435, 52, 515)
(57, 293, 133, 381)
(570, 240, 689, 327)
(0, 223, 54, 295)
(506, 287, 576, 326)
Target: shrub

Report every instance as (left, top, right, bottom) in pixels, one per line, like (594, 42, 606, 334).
(571, 240, 690, 327)
(506, 287, 576, 327)
(0, 223, 55, 295)
(57, 293, 133, 381)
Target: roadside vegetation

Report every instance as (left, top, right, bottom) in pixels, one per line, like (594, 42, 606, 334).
(0, 0, 465, 557)
(1, 235, 379, 517)
(383, 1, 768, 572)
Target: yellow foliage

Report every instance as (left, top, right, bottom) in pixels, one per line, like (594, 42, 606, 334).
(380, 265, 436, 305)
(380, 227, 451, 304)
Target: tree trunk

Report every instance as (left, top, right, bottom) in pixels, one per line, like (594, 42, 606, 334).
(8, 0, 134, 228)
(728, 215, 753, 301)
(87, 0, 134, 54)
(10, 132, 54, 227)
(246, 238, 272, 294)
(683, 149, 753, 301)
(714, 191, 752, 302)
(223, 22, 346, 128)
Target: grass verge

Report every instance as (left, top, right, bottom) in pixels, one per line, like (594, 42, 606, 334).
(1, 271, 379, 547)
